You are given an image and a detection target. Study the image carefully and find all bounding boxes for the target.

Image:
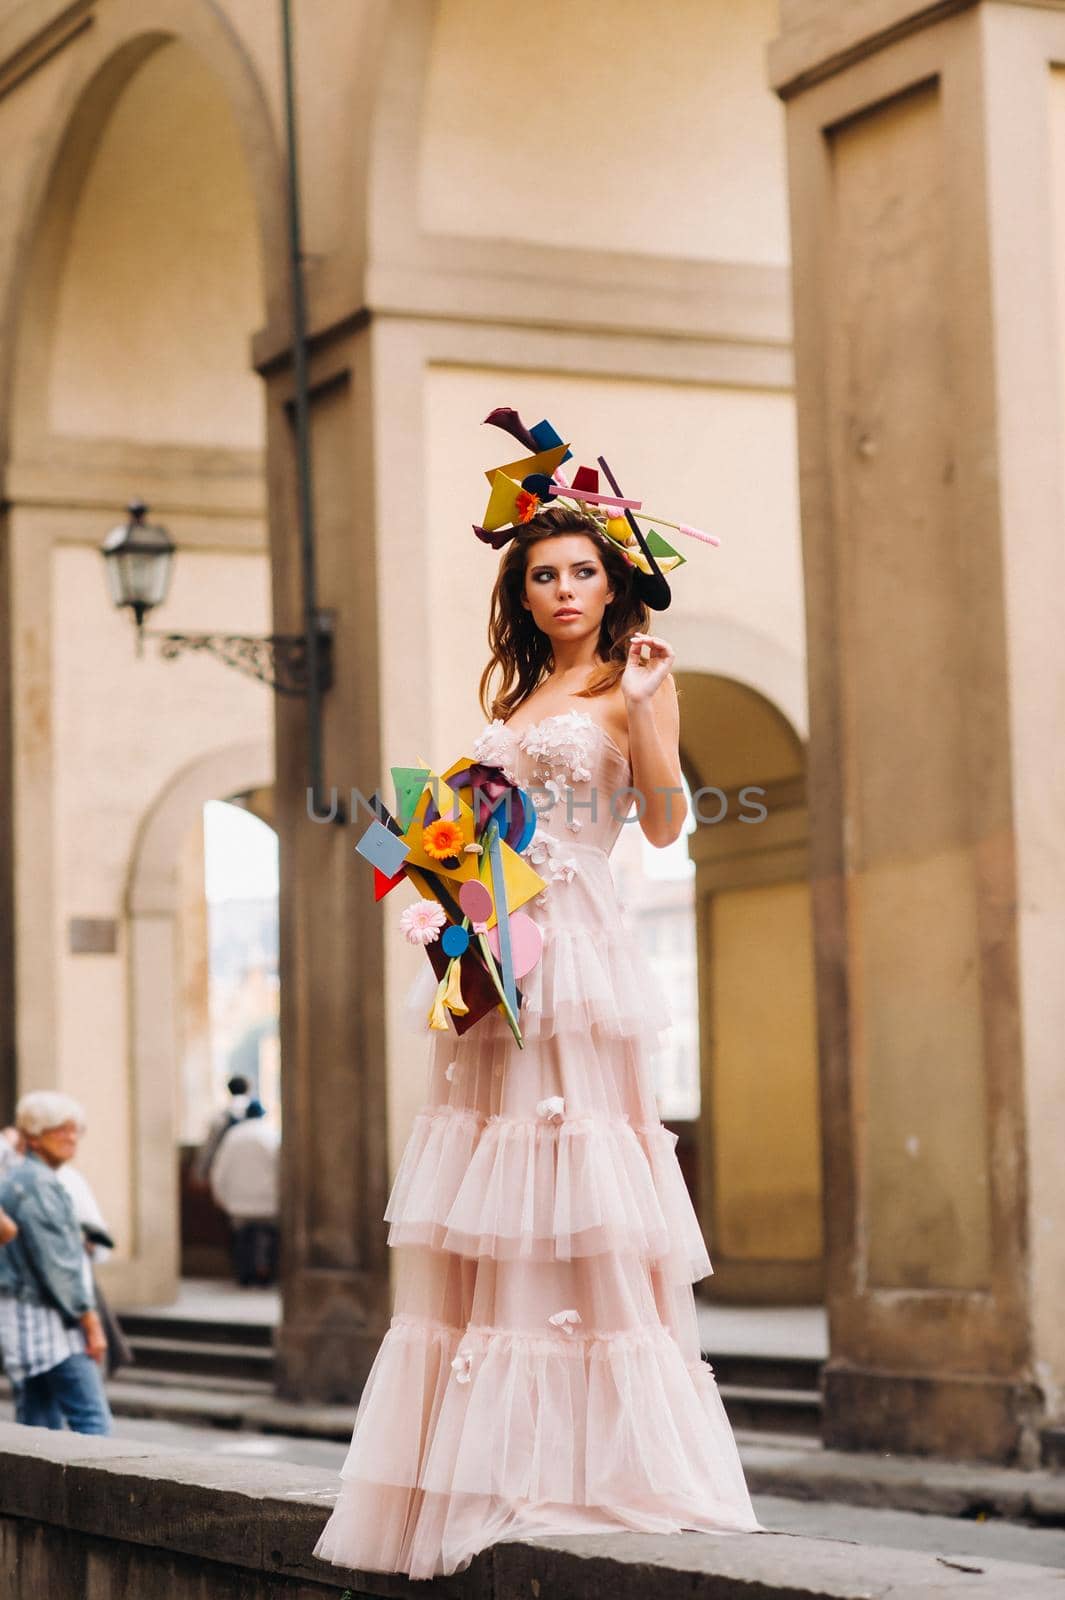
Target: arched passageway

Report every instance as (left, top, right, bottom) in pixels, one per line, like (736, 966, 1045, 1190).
(0, 18, 281, 1305)
(678, 671, 822, 1305)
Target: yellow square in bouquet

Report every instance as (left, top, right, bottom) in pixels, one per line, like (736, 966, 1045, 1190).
(401, 758, 545, 929)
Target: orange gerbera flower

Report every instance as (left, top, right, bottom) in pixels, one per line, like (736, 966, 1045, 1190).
(515, 489, 541, 523)
(422, 817, 464, 860)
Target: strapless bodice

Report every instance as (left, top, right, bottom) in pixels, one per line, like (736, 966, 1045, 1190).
(471, 709, 634, 860)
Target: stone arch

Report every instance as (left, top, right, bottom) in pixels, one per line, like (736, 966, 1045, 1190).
(668, 659, 821, 1304)
(0, 0, 285, 457)
(667, 614, 808, 747)
(117, 740, 273, 1306)
(0, 0, 283, 1184)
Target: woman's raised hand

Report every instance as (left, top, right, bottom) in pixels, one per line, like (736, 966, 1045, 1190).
(621, 632, 675, 704)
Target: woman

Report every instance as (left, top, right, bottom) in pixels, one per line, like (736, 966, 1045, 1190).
(0, 1092, 112, 1434)
(315, 442, 759, 1579)
(209, 1099, 280, 1287)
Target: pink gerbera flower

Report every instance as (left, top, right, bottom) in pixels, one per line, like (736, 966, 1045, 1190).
(399, 900, 448, 945)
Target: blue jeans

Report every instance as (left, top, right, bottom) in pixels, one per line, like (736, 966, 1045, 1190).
(13, 1353, 113, 1435)
(232, 1220, 279, 1286)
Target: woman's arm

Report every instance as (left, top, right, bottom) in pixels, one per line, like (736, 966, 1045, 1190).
(621, 634, 687, 848)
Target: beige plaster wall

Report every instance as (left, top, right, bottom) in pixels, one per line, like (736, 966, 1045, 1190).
(50, 540, 271, 1256)
(48, 39, 264, 448)
(419, 0, 789, 266)
(220, 0, 380, 265)
(711, 879, 821, 1262)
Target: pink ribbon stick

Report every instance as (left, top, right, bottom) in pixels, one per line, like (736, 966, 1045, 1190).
(551, 481, 643, 511)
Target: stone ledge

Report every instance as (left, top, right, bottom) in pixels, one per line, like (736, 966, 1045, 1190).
(740, 1436, 1065, 1525)
(0, 1424, 1063, 1599)
(11, 1368, 1065, 1530)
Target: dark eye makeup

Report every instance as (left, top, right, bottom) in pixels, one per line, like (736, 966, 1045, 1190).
(530, 565, 599, 583)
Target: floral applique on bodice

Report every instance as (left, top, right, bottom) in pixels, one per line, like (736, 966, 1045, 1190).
(472, 710, 634, 886)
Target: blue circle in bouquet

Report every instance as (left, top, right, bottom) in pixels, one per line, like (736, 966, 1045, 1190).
(441, 924, 470, 959)
(466, 771, 537, 854)
(512, 788, 537, 854)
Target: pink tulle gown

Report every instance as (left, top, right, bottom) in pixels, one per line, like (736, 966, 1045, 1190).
(314, 709, 760, 1580)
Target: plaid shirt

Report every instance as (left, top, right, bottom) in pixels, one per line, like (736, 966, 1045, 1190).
(0, 1294, 83, 1384)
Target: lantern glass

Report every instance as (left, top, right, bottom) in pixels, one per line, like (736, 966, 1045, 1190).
(101, 508, 175, 617)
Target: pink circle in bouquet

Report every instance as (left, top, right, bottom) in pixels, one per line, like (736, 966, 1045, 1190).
(459, 880, 493, 924)
(486, 912, 543, 979)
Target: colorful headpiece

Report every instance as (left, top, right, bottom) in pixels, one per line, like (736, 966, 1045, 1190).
(472, 406, 720, 611)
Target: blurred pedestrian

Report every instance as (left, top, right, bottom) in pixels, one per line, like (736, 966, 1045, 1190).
(0, 1092, 112, 1434)
(209, 1100, 280, 1286)
(58, 1161, 133, 1377)
(190, 1074, 251, 1185)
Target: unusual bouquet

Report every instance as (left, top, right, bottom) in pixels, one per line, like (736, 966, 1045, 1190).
(354, 757, 547, 1047)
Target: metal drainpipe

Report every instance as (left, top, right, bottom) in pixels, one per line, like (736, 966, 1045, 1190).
(280, 0, 328, 816)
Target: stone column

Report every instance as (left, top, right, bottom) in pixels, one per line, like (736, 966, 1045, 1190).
(261, 319, 392, 1402)
(772, 0, 1065, 1461)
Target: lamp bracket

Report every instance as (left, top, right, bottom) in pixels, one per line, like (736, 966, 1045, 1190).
(146, 611, 334, 697)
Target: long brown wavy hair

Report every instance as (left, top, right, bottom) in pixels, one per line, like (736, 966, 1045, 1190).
(479, 502, 650, 721)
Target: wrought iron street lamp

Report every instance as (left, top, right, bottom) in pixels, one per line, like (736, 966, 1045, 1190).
(100, 499, 333, 697)
(100, 499, 174, 636)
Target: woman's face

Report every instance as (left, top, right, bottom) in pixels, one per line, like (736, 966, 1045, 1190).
(26, 1120, 81, 1169)
(521, 534, 615, 645)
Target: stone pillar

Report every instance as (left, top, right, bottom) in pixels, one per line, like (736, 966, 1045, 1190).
(0, 512, 15, 1125)
(772, 0, 1065, 1461)
(262, 319, 392, 1402)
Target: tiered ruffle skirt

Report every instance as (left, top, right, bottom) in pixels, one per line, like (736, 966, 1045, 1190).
(314, 843, 759, 1579)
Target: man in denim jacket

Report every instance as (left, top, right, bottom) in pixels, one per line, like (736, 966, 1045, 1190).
(0, 1092, 111, 1433)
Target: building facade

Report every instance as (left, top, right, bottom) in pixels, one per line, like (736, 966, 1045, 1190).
(0, 0, 1059, 1465)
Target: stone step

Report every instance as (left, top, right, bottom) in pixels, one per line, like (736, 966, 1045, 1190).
(93, 1371, 824, 1443)
(117, 1313, 274, 1349)
(119, 1313, 823, 1416)
(708, 1351, 823, 1392)
(109, 1365, 274, 1397)
(5, 1366, 822, 1445)
(123, 1333, 274, 1383)
(115, 1353, 821, 1438)
(718, 1381, 823, 1437)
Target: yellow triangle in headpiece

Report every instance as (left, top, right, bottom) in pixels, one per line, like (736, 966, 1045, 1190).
(482, 472, 525, 532)
(484, 442, 570, 487)
(481, 443, 573, 531)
